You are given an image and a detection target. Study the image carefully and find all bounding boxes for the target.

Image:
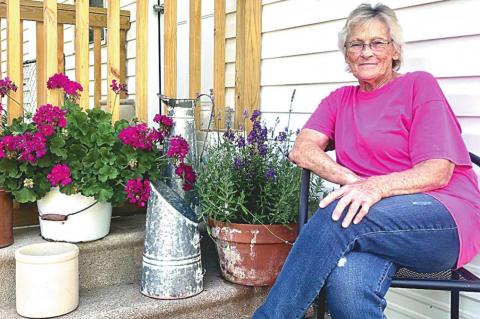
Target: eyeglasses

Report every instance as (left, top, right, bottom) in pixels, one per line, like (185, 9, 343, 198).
(345, 40, 393, 54)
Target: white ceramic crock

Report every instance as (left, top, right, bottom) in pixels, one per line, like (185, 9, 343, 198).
(15, 243, 79, 318)
(37, 187, 112, 242)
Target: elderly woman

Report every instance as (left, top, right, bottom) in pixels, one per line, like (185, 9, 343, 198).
(253, 3, 480, 319)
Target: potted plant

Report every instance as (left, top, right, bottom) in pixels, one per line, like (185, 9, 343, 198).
(0, 77, 17, 248)
(196, 110, 326, 286)
(0, 74, 196, 242)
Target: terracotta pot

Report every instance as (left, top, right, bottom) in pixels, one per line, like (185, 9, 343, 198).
(0, 189, 14, 248)
(209, 219, 297, 286)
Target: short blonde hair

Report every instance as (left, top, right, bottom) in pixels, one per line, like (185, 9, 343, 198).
(338, 3, 404, 71)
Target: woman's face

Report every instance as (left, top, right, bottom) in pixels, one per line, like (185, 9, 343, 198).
(345, 19, 399, 83)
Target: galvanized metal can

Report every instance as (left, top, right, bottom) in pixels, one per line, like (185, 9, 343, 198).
(158, 96, 198, 204)
(141, 181, 203, 299)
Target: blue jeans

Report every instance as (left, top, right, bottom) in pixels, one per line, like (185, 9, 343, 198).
(252, 193, 459, 319)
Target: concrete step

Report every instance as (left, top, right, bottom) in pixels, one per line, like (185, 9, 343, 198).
(0, 215, 145, 306)
(0, 215, 271, 318)
(0, 275, 268, 319)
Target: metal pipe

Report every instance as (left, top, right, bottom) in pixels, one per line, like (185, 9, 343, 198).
(153, 2, 164, 115)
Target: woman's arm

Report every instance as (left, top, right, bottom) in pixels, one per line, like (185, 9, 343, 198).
(321, 159, 455, 228)
(289, 129, 361, 185)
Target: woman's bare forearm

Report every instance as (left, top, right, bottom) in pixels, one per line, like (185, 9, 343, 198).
(289, 131, 361, 185)
(367, 159, 454, 197)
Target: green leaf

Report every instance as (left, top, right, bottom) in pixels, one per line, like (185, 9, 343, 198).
(37, 154, 54, 168)
(96, 187, 114, 202)
(49, 136, 67, 158)
(68, 144, 88, 161)
(13, 188, 37, 203)
(0, 159, 17, 172)
(98, 166, 119, 182)
(60, 184, 77, 195)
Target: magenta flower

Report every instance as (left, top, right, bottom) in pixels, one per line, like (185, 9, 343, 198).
(47, 164, 73, 187)
(124, 178, 151, 207)
(0, 135, 18, 159)
(175, 163, 197, 191)
(110, 80, 128, 95)
(16, 132, 47, 163)
(118, 124, 160, 150)
(46, 73, 83, 97)
(167, 136, 189, 162)
(33, 104, 67, 137)
(153, 114, 174, 128)
(47, 73, 70, 90)
(0, 76, 18, 97)
(63, 80, 83, 96)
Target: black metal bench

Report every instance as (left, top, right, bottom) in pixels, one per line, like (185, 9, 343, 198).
(298, 152, 480, 319)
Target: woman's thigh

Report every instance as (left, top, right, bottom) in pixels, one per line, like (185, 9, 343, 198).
(310, 193, 459, 272)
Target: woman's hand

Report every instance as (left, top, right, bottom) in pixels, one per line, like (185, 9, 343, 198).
(319, 179, 384, 228)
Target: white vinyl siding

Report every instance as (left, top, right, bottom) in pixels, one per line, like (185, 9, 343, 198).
(222, 0, 480, 317)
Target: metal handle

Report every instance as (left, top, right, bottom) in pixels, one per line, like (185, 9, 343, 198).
(39, 200, 99, 222)
(40, 214, 68, 221)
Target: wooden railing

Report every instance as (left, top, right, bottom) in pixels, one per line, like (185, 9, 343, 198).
(163, 0, 261, 131)
(0, 0, 144, 122)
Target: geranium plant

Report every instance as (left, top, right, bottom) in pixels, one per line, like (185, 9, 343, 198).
(195, 110, 325, 225)
(0, 74, 195, 207)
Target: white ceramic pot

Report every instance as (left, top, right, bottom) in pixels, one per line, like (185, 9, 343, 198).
(37, 187, 112, 242)
(15, 242, 79, 318)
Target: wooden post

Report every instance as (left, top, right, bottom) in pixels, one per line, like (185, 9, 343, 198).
(214, 0, 225, 129)
(75, 0, 89, 109)
(93, 27, 102, 108)
(44, 0, 59, 106)
(7, 0, 23, 122)
(36, 22, 46, 107)
(19, 20, 23, 106)
(235, 0, 261, 131)
(234, 0, 245, 129)
(107, 0, 120, 121)
(164, 0, 177, 106)
(189, 0, 201, 129)
(57, 23, 64, 106)
(57, 24, 64, 74)
(0, 18, 2, 76)
(135, 0, 148, 122)
(120, 29, 127, 99)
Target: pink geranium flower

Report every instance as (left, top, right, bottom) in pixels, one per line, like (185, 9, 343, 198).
(118, 124, 160, 150)
(33, 104, 67, 137)
(175, 163, 197, 191)
(167, 136, 189, 162)
(47, 164, 73, 187)
(124, 178, 151, 207)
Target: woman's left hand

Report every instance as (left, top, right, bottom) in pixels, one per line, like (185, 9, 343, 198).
(319, 179, 384, 228)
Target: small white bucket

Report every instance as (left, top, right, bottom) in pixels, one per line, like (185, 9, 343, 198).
(37, 187, 112, 242)
(15, 243, 79, 318)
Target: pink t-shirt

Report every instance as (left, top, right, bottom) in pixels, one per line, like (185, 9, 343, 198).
(304, 71, 480, 268)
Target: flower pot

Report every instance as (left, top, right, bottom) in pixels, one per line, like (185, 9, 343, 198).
(209, 219, 297, 286)
(16, 243, 79, 318)
(0, 189, 14, 248)
(37, 188, 112, 242)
